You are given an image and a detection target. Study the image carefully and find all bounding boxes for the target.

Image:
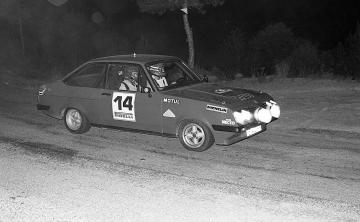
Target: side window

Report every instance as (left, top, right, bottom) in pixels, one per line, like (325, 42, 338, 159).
(64, 63, 106, 88)
(107, 64, 152, 92)
(165, 63, 187, 83)
(107, 64, 126, 91)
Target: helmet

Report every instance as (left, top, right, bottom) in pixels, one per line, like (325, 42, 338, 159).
(125, 66, 138, 82)
(148, 63, 166, 77)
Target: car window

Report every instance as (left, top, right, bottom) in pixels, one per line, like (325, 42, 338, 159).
(64, 63, 106, 88)
(107, 63, 153, 93)
(146, 60, 201, 91)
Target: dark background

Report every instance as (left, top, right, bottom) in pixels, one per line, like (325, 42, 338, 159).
(0, 0, 359, 80)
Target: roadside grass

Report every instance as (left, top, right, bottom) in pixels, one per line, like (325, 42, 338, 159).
(213, 76, 360, 94)
(1, 68, 359, 93)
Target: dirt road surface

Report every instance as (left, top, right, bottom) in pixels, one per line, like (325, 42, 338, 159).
(0, 79, 359, 221)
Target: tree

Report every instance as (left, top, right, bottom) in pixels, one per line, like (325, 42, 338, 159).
(346, 22, 360, 80)
(0, 0, 25, 58)
(135, 0, 224, 68)
(219, 28, 247, 74)
(250, 23, 297, 76)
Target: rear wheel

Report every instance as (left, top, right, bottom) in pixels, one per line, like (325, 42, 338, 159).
(178, 120, 214, 152)
(64, 108, 90, 134)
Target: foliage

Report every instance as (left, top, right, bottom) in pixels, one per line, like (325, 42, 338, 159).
(0, 0, 358, 81)
(136, 0, 224, 14)
(345, 22, 360, 80)
(249, 23, 297, 77)
(319, 50, 335, 74)
(332, 22, 360, 80)
(218, 28, 248, 75)
(274, 61, 290, 78)
(288, 40, 320, 77)
(135, 0, 225, 68)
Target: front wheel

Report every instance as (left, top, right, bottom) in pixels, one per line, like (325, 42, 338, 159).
(64, 108, 91, 134)
(178, 120, 214, 152)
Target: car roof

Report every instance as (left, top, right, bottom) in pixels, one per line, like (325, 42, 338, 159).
(90, 54, 179, 64)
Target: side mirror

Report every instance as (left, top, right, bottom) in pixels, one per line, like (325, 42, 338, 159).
(143, 87, 151, 93)
(142, 87, 152, 97)
(202, 75, 209, 82)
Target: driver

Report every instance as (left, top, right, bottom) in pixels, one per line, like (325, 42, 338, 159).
(119, 66, 138, 91)
(148, 63, 168, 89)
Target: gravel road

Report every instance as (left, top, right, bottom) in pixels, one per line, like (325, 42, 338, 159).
(0, 81, 359, 221)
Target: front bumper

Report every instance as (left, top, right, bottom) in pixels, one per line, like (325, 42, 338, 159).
(212, 123, 267, 145)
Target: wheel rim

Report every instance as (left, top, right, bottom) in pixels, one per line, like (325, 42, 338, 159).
(65, 109, 82, 131)
(182, 123, 205, 149)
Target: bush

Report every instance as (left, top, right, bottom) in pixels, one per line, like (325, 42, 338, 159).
(319, 50, 335, 74)
(218, 28, 248, 76)
(288, 40, 320, 77)
(249, 23, 297, 77)
(346, 22, 360, 80)
(275, 61, 290, 77)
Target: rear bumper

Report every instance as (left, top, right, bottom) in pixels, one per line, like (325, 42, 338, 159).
(36, 104, 50, 111)
(213, 123, 267, 146)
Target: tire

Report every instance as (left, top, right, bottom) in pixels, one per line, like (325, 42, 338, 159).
(178, 120, 215, 152)
(64, 108, 91, 134)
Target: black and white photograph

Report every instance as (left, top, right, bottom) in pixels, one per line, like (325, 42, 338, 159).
(0, 0, 359, 221)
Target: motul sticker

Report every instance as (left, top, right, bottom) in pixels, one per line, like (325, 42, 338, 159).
(112, 92, 136, 122)
(206, 104, 227, 113)
(163, 98, 180, 104)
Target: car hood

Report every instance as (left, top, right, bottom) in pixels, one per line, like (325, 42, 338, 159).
(163, 83, 273, 109)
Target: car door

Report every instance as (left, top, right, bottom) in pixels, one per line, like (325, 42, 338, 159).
(63, 62, 109, 124)
(101, 63, 163, 133)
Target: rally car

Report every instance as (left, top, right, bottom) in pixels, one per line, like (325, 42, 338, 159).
(37, 54, 280, 152)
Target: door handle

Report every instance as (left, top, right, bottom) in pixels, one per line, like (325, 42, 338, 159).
(101, 92, 111, 96)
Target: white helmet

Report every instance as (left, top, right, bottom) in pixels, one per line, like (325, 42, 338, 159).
(149, 63, 168, 88)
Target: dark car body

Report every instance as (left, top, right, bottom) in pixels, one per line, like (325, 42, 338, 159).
(37, 54, 280, 151)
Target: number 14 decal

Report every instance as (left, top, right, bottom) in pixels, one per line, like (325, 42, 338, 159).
(112, 92, 136, 122)
(113, 96, 133, 111)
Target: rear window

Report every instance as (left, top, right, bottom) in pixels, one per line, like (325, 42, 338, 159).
(64, 63, 106, 88)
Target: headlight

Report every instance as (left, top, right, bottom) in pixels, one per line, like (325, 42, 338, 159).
(233, 110, 253, 125)
(270, 104, 280, 118)
(254, 108, 272, 123)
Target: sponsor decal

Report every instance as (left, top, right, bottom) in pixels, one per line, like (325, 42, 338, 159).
(112, 92, 136, 122)
(246, 125, 262, 137)
(114, 112, 134, 120)
(163, 98, 180, 104)
(237, 93, 254, 101)
(215, 89, 232, 94)
(206, 104, 227, 113)
(221, 119, 236, 125)
(163, 109, 176, 118)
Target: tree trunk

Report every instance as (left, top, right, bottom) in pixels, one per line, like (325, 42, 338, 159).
(182, 2, 194, 68)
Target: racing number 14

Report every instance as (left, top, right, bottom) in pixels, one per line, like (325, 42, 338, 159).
(113, 96, 133, 111)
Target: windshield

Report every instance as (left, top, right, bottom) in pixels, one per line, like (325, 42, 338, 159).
(145, 60, 201, 91)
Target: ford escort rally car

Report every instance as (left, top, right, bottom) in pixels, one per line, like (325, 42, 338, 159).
(37, 54, 280, 151)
